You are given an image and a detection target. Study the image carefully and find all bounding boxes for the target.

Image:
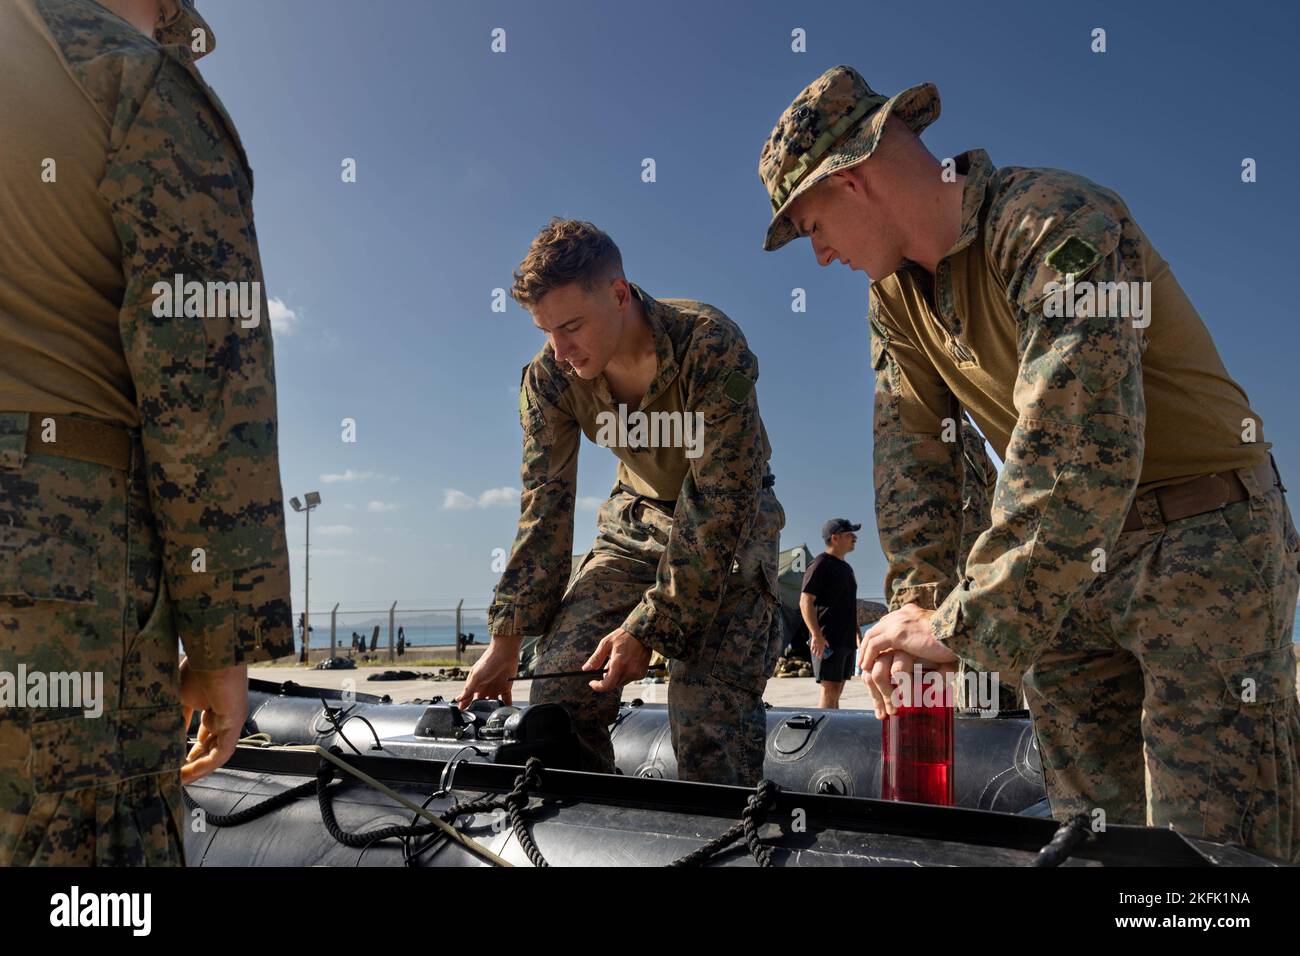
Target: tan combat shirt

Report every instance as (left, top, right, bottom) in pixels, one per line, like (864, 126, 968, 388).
(870, 149, 1268, 680)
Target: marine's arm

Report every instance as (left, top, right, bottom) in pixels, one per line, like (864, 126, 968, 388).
(105, 55, 293, 672)
(869, 294, 966, 612)
(930, 198, 1146, 683)
(618, 318, 767, 660)
(462, 361, 581, 706)
(486, 362, 581, 639)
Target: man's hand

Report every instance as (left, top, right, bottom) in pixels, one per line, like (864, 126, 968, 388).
(179, 658, 249, 785)
(809, 631, 827, 660)
(584, 627, 652, 693)
(862, 649, 920, 719)
(457, 634, 522, 709)
(857, 604, 958, 718)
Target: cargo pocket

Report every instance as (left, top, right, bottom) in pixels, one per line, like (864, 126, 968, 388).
(3, 525, 110, 794)
(709, 560, 780, 695)
(121, 573, 181, 712)
(118, 703, 185, 782)
(1202, 645, 1298, 847)
(29, 712, 119, 795)
(0, 526, 96, 605)
(119, 548, 182, 773)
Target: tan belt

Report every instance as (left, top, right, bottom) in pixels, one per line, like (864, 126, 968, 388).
(1121, 458, 1279, 533)
(24, 413, 132, 471)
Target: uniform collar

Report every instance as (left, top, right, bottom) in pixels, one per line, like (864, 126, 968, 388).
(630, 283, 682, 411)
(942, 149, 995, 261)
(587, 283, 680, 411)
(916, 148, 995, 339)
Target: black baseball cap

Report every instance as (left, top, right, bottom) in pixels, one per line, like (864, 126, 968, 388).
(822, 518, 861, 542)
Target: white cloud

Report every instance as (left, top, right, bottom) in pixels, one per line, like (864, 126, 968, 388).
(314, 524, 354, 537)
(442, 487, 521, 510)
(366, 500, 399, 513)
(477, 486, 520, 508)
(442, 489, 476, 510)
(577, 497, 603, 511)
(267, 297, 300, 336)
(320, 469, 384, 484)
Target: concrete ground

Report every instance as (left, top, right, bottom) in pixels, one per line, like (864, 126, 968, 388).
(253, 645, 1300, 710)
(251, 657, 876, 709)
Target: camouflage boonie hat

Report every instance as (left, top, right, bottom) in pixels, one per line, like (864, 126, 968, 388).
(759, 66, 940, 251)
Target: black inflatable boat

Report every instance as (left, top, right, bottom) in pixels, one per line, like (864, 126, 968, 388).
(179, 679, 1280, 867)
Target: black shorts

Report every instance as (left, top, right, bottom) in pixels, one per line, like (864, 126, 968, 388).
(812, 644, 856, 684)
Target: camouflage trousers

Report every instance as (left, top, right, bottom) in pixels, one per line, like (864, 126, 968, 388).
(529, 486, 785, 786)
(1023, 480, 1300, 863)
(0, 412, 186, 866)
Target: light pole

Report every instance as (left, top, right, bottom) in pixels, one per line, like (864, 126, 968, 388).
(289, 491, 322, 662)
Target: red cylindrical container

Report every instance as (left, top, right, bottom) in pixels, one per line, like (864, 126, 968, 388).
(880, 665, 955, 805)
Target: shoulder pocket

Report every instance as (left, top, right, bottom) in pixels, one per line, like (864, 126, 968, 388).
(1017, 208, 1123, 314)
(1215, 645, 1296, 706)
(0, 526, 96, 604)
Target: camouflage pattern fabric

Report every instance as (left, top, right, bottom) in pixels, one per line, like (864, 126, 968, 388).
(0, 1, 293, 865)
(490, 288, 776, 665)
(31, 0, 293, 670)
(528, 487, 785, 785)
(0, 418, 186, 865)
(491, 287, 785, 783)
(1025, 485, 1299, 862)
(758, 65, 940, 252)
(764, 67, 1295, 858)
(953, 418, 1020, 712)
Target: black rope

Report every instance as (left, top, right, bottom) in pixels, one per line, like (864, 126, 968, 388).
(316, 696, 384, 755)
(669, 779, 781, 867)
(181, 776, 317, 827)
(425, 757, 550, 867)
(1030, 813, 1092, 866)
(184, 751, 784, 869)
(504, 758, 548, 867)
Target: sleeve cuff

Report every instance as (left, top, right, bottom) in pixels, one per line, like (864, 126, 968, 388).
(488, 601, 555, 638)
(931, 583, 1026, 689)
(621, 600, 687, 660)
(890, 582, 952, 612)
(171, 565, 294, 669)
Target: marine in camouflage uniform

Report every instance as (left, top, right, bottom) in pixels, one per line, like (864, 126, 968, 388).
(0, 0, 293, 865)
(952, 416, 1020, 712)
(489, 284, 785, 786)
(760, 66, 1299, 861)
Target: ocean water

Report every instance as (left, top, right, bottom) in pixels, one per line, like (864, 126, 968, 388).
(294, 621, 489, 653)
(290, 609, 1300, 655)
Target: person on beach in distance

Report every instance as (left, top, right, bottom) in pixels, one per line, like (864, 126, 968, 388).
(458, 218, 786, 785)
(800, 519, 861, 709)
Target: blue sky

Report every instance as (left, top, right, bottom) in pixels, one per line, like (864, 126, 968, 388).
(196, 0, 1300, 619)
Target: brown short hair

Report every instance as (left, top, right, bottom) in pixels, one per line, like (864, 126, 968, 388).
(511, 218, 624, 307)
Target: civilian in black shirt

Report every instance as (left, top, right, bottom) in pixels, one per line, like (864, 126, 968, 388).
(800, 518, 861, 708)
